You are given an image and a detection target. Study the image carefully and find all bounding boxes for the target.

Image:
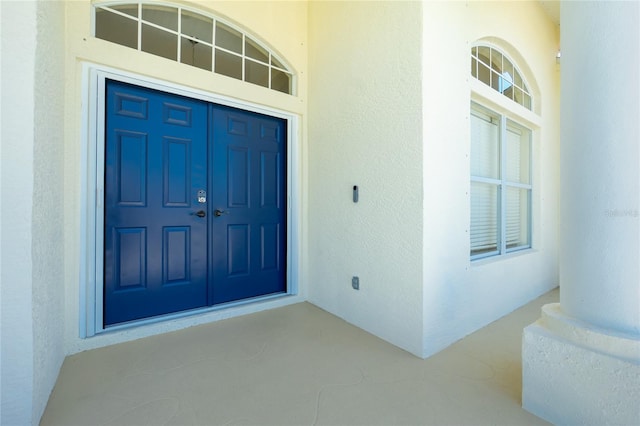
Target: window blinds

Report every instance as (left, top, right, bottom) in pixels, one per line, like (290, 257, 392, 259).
(470, 109, 500, 256)
(470, 105, 532, 258)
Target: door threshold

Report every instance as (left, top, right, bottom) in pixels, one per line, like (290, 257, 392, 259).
(100, 292, 293, 334)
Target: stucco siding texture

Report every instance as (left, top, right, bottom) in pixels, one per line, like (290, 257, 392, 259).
(307, 1, 424, 357)
(421, 1, 560, 357)
(1, 1, 38, 424)
(32, 0, 67, 422)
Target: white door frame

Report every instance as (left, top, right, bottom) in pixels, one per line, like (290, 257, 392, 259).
(79, 63, 301, 337)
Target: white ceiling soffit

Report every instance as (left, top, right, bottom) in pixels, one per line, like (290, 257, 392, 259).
(538, 0, 560, 26)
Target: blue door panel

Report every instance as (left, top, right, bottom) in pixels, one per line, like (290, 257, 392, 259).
(104, 80, 208, 326)
(164, 226, 191, 283)
(114, 228, 146, 289)
(104, 81, 287, 325)
(210, 105, 287, 305)
(227, 224, 250, 277)
(114, 131, 147, 205)
(260, 223, 280, 270)
(227, 147, 250, 207)
(164, 138, 191, 206)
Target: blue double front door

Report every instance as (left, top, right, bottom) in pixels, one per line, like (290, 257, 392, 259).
(103, 80, 287, 326)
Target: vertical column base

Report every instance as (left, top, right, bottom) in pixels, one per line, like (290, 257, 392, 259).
(522, 303, 640, 425)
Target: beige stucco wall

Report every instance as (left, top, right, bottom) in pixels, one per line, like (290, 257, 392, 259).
(59, 0, 558, 360)
(32, 0, 67, 418)
(1, 0, 66, 423)
(421, 1, 560, 356)
(306, 1, 558, 359)
(1, 4, 38, 423)
(307, 1, 425, 356)
(0, 0, 571, 423)
(63, 0, 309, 353)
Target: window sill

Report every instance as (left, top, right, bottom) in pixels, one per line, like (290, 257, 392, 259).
(470, 247, 536, 267)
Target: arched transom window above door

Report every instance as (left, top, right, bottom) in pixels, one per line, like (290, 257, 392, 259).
(94, 2, 294, 95)
(471, 44, 532, 110)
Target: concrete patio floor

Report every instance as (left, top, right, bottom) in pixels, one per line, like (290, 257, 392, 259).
(41, 289, 557, 425)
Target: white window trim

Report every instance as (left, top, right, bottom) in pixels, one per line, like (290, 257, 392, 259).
(79, 63, 302, 337)
(470, 80, 540, 129)
(93, 1, 296, 95)
(471, 43, 533, 111)
(470, 101, 534, 261)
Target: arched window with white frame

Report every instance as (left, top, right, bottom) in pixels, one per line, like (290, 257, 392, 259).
(471, 44, 532, 110)
(93, 2, 295, 95)
(469, 43, 534, 260)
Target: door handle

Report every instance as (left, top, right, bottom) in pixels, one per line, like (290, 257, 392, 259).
(194, 210, 206, 218)
(214, 209, 228, 217)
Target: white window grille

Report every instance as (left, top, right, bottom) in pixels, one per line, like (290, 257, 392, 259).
(471, 45, 532, 110)
(470, 103, 532, 259)
(94, 2, 294, 95)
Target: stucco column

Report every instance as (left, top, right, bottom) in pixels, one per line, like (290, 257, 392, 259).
(522, 2, 640, 425)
